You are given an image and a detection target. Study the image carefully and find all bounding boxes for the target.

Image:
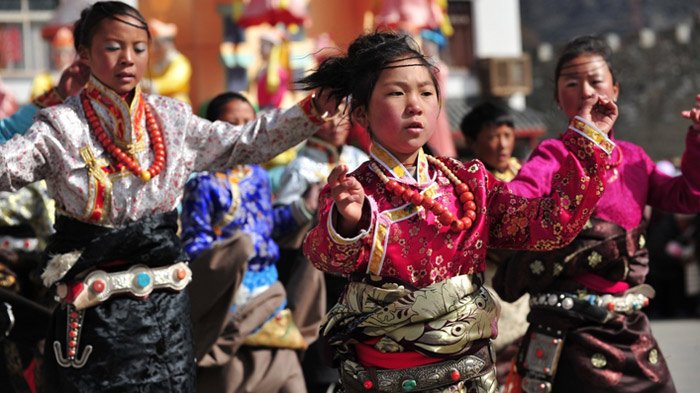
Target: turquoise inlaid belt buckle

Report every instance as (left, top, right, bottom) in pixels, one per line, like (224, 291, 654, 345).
(55, 262, 192, 310)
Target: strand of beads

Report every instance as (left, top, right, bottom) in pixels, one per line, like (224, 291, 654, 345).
(370, 157, 477, 232)
(81, 94, 166, 182)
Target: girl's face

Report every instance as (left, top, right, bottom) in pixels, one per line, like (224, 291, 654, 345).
(356, 58, 439, 165)
(80, 15, 149, 96)
(218, 99, 256, 126)
(470, 123, 515, 173)
(556, 54, 619, 119)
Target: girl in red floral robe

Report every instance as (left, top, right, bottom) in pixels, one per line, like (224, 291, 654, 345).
(299, 31, 617, 392)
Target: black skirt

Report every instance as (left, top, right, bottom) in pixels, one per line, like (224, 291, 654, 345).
(44, 290, 195, 393)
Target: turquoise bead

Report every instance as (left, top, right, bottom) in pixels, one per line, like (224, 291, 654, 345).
(402, 379, 417, 391)
(136, 272, 151, 288)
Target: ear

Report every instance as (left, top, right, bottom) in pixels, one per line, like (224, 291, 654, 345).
(612, 82, 620, 102)
(352, 106, 369, 129)
(77, 47, 90, 64)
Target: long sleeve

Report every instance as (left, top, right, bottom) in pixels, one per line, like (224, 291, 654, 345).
(646, 126, 700, 213)
(180, 174, 222, 260)
(304, 125, 612, 287)
(0, 115, 55, 193)
(0, 104, 38, 144)
(181, 95, 323, 175)
(303, 183, 374, 277)
(487, 128, 608, 250)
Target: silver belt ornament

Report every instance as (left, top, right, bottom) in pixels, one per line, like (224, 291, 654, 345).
(52, 262, 192, 368)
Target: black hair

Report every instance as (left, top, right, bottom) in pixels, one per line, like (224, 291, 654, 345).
(554, 35, 617, 100)
(297, 31, 440, 114)
(459, 101, 514, 141)
(73, 1, 149, 52)
(205, 92, 255, 122)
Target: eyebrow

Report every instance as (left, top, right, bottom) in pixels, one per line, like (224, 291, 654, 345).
(380, 80, 435, 88)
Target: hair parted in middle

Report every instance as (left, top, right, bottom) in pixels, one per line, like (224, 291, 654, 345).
(297, 31, 441, 115)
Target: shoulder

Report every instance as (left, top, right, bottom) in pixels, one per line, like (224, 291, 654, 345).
(33, 97, 83, 135)
(37, 96, 81, 120)
(145, 94, 193, 118)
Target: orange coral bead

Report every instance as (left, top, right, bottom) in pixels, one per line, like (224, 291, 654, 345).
(439, 211, 455, 225)
(410, 192, 424, 206)
(460, 191, 474, 203)
(461, 217, 473, 229)
(451, 219, 465, 232)
(465, 209, 477, 221)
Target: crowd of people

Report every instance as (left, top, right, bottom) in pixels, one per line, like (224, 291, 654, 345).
(1, 2, 699, 393)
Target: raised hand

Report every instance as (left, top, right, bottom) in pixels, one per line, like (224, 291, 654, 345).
(577, 93, 618, 135)
(681, 94, 700, 130)
(56, 61, 90, 98)
(327, 164, 365, 236)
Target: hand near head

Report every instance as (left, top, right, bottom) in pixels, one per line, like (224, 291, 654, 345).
(681, 94, 700, 131)
(577, 94, 618, 134)
(327, 164, 365, 237)
(56, 61, 90, 98)
(312, 88, 340, 118)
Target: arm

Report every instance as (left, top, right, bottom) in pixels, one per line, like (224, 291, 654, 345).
(1, 61, 88, 145)
(488, 123, 611, 250)
(184, 94, 328, 173)
(646, 97, 700, 212)
(303, 164, 374, 275)
(180, 174, 221, 260)
(0, 119, 54, 192)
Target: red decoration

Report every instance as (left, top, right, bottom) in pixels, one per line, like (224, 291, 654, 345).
(91, 280, 105, 293)
(450, 368, 461, 381)
(363, 379, 374, 390)
(81, 93, 166, 182)
(371, 156, 478, 232)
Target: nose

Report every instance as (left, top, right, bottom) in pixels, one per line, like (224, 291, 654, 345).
(581, 81, 596, 99)
(405, 93, 423, 116)
(120, 48, 135, 65)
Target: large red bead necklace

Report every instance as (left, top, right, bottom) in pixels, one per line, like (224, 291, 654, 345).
(81, 94, 166, 182)
(370, 155, 477, 232)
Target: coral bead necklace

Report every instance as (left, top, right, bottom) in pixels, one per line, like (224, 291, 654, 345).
(370, 155, 477, 232)
(81, 93, 166, 182)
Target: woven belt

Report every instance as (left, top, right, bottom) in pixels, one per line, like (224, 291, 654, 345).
(339, 345, 494, 392)
(529, 286, 653, 324)
(55, 262, 192, 310)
